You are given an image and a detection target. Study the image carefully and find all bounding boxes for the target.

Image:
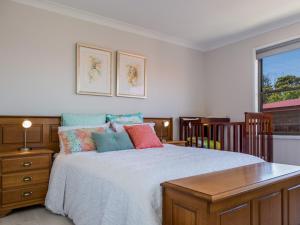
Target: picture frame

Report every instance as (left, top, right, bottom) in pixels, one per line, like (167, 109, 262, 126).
(116, 51, 147, 98)
(76, 42, 113, 96)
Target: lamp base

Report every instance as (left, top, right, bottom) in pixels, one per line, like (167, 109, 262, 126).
(19, 147, 32, 151)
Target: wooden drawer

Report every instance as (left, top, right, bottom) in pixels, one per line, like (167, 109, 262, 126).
(2, 169, 49, 189)
(1, 155, 50, 173)
(2, 184, 48, 205)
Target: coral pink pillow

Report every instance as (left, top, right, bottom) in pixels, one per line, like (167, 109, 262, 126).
(124, 125, 163, 149)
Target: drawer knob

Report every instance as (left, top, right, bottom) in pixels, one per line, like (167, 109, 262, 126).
(23, 162, 32, 167)
(22, 191, 32, 198)
(23, 176, 32, 183)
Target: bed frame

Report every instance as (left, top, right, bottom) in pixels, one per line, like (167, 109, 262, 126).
(0, 116, 173, 153)
(179, 113, 273, 162)
(1, 115, 298, 225)
(162, 162, 300, 225)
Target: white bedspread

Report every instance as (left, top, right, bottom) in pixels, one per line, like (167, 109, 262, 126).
(45, 145, 264, 225)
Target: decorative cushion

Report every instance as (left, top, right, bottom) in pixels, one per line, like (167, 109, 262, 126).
(106, 113, 143, 124)
(58, 127, 105, 154)
(62, 113, 106, 126)
(124, 125, 163, 149)
(112, 122, 155, 133)
(58, 123, 110, 154)
(92, 132, 134, 153)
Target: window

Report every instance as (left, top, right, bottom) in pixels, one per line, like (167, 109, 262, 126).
(257, 39, 300, 135)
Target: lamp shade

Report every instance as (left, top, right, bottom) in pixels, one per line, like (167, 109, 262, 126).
(163, 121, 170, 128)
(22, 120, 32, 129)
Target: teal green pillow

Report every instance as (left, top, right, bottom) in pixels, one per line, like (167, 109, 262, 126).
(62, 113, 106, 126)
(92, 132, 134, 152)
(106, 112, 143, 124)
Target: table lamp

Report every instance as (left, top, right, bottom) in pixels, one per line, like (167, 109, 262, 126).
(161, 120, 170, 142)
(20, 120, 32, 151)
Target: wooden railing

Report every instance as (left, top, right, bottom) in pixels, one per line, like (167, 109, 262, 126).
(180, 113, 273, 162)
(245, 112, 273, 162)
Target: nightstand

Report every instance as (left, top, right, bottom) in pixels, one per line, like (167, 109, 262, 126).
(165, 140, 187, 147)
(0, 149, 54, 217)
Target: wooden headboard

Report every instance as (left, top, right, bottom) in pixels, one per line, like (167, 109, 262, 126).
(0, 116, 61, 152)
(0, 116, 173, 153)
(144, 117, 173, 141)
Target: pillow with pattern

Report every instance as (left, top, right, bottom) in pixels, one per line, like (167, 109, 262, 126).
(106, 112, 143, 124)
(58, 127, 106, 154)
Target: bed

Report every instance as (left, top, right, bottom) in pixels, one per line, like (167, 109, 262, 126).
(0, 115, 299, 225)
(45, 144, 263, 225)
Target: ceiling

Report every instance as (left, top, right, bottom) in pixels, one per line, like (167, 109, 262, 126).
(15, 0, 300, 51)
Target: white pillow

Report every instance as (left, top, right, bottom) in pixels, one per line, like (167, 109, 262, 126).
(58, 122, 111, 154)
(112, 122, 156, 133)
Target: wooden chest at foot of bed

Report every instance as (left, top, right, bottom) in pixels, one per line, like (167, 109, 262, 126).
(0, 149, 53, 217)
(162, 162, 300, 225)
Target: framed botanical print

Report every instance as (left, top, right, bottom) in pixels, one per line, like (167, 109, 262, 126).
(117, 51, 147, 98)
(76, 42, 113, 96)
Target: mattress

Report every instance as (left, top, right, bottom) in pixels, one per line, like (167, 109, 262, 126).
(45, 144, 263, 225)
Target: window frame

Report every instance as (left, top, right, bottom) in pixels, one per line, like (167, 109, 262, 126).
(257, 47, 300, 135)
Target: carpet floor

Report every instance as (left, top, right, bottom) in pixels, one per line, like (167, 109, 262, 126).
(0, 206, 74, 225)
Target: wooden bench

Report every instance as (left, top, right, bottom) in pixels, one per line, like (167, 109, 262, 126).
(162, 162, 300, 225)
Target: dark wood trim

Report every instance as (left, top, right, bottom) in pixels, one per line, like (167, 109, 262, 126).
(179, 117, 230, 141)
(179, 113, 273, 162)
(0, 116, 173, 153)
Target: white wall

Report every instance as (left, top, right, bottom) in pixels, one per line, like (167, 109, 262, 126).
(0, 0, 205, 138)
(1, 1, 298, 164)
(273, 136, 300, 165)
(204, 23, 300, 165)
